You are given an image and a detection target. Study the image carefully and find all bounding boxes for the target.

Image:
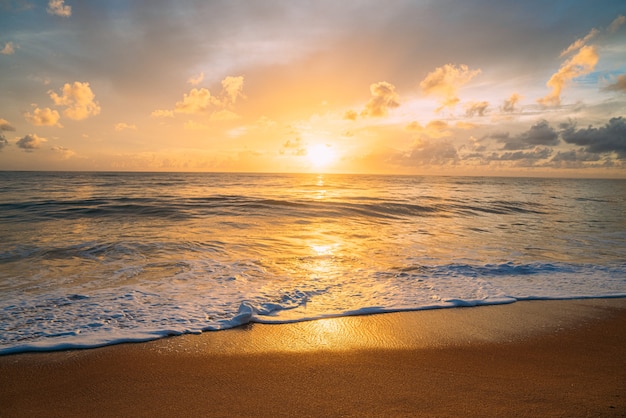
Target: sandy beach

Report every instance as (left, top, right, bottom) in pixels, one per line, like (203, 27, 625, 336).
(1, 298, 625, 417)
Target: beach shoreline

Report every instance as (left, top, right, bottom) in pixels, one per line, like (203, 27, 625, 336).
(1, 298, 625, 417)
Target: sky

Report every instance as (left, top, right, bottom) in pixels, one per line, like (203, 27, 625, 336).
(1, 0, 625, 176)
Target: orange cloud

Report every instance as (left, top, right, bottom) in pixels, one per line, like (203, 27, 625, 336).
(464, 101, 489, 117)
(175, 88, 221, 114)
(210, 109, 241, 121)
(539, 45, 598, 106)
(25, 107, 62, 127)
(361, 81, 400, 117)
(183, 120, 209, 130)
(420, 64, 481, 111)
(456, 121, 478, 130)
(150, 109, 174, 118)
(502, 93, 522, 112)
(406, 120, 451, 138)
(221, 76, 245, 105)
(114, 122, 137, 131)
(559, 28, 598, 57)
(343, 109, 358, 121)
(49, 81, 101, 120)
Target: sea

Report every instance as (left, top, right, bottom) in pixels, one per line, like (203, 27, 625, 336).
(1, 171, 625, 354)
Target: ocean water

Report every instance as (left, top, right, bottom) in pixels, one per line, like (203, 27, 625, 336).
(1, 171, 625, 354)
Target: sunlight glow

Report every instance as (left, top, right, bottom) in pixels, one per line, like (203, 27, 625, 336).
(307, 144, 337, 170)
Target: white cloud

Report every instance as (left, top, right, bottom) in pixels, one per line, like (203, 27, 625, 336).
(47, 0, 71, 17)
(1, 42, 16, 55)
(188, 72, 205, 86)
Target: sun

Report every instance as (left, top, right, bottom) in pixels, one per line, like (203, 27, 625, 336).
(307, 144, 337, 170)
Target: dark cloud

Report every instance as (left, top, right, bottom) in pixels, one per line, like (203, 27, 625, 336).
(561, 117, 626, 157)
(0, 118, 15, 131)
(396, 139, 458, 166)
(495, 120, 560, 150)
(497, 147, 553, 161)
(0, 134, 8, 150)
(551, 149, 601, 162)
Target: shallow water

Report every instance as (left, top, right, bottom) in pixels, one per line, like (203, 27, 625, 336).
(1, 172, 625, 353)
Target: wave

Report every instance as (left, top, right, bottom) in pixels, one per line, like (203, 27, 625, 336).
(1, 260, 624, 355)
(0, 194, 548, 224)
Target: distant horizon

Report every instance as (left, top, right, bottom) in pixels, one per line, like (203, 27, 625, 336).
(1, 1, 625, 177)
(2, 169, 625, 180)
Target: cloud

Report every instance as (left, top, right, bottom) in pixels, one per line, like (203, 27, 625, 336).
(559, 28, 599, 57)
(420, 64, 481, 111)
(603, 74, 626, 93)
(539, 45, 599, 106)
(561, 117, 626, 157)
(50, 145, 76, 159)
(343, 109, 358, 121)
(465, 101, 489, 117)
(540, 15, 625, 106)
(0, 135, 7, 150)
(150, 109, 175, 118)
(496, 120, 560, 150)
(49, 81, 101, 120)
(495, 147, 553, 162)
(406, 120, 451, 138)
(47, 0, 71, 17)
(221, 76, 245, 105)
(25, 107, 62, 127)
(280, 137, 307, 156)
(209, 109, 241, 122)
(187, 72, 204, 86)
(502, 93, 522, 112)
(551, 149, 601, 164)
(0, 118, 16, 131)
(17, 134, 47, 151)
(608, 15, 625, 33)
(174, 88, 221, 114)
(394, 138, 458, 166)
(114, 122, 137, 131)
(456, 121, 478, 130)
(361, 81, 400, 117)
(183, 120, 209, 130)
(1, 41, 16, 55)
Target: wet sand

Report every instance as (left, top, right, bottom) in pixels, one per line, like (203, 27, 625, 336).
(1, 298, 625, 417)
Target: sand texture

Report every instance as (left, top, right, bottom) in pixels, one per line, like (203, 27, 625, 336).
(1, 298, 625, 417)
